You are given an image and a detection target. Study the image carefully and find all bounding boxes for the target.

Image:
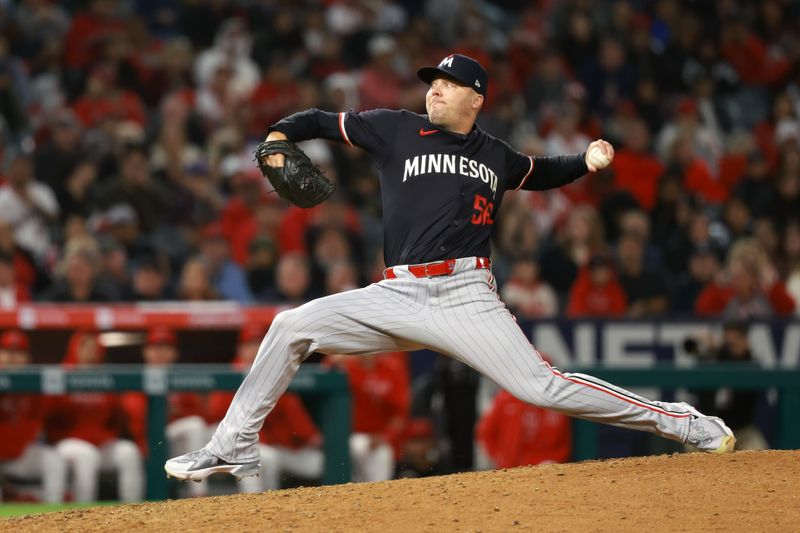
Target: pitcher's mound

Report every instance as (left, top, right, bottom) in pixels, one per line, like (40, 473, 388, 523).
(8, 450, 799, 532)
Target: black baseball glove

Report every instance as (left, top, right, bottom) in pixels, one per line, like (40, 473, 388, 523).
(253, 139, 335, 208)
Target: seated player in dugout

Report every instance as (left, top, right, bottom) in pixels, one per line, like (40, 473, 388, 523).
(324, 352, 410, 483)
(477, 375, 572, 468)
(122, 326, 209, 497)
(0, 330, 68, 503)
(45, 330, 144, 502)
(206, 323, 323, 492)
(166, 53, 735, 482)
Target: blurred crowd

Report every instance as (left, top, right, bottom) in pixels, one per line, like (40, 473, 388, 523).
(0, 0, 796, 502)
(0, 0, 796, 317)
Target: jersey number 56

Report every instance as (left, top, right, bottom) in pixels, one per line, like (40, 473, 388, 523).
(471, 194, 494, 226)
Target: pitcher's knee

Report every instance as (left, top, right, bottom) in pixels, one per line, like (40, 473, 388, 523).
(269, 308, 316, 356)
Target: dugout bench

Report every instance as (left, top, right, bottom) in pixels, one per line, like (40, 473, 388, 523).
(0, 364, 351, 500)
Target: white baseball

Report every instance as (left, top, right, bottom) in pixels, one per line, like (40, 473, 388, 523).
(586, 145, 612, 170)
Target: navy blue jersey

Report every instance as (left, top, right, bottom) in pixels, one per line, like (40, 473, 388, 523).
(270, 108, 587, 267)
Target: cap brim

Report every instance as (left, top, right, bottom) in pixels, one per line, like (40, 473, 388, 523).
(417, 66, 466, 86)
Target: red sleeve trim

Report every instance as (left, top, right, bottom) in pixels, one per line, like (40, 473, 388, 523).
(339, 112, 353, 147)
(514, 156, 535, 191)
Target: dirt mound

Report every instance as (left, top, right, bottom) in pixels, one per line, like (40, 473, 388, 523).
(8, 450, 799, 532)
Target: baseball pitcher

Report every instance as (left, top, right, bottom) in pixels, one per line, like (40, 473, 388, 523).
(166, 54, 734, 482)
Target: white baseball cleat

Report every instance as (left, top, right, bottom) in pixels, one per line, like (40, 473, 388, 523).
(165, 448, 260, 481)
(680, 403, 736, 453)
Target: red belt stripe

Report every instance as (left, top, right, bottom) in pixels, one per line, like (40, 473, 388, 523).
(384, 257, 490, 279)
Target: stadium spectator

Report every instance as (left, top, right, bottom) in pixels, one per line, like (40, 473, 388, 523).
(129, 256, 173, 302)
(308, 227, 358, 294)
(45, 330, 143, 502)
(611, 119, 664, 211)
(245, 235, 278, 299)
(719, 195, 753, 246)
(208, 323, 324, 492)
(219, 161, 276, 266)
(122, 326, 208, 498)
(95, 144, 170, 234)
(771, 159, 800, 228)
(580, 37, 635, 119)
(39, 239, 117, 302)
(0, 330, 67, 503)
(324, 261, 359, 296)
(649, 170, 689, 258)
(494, 194, 542, 266)
(0, 220, 38, 293)
(175, 256, 220, 301)
(539, 205, 606, 300)
(617, 208, 663, 269)
(193, 17, 258, 106)
(0, 251, 31, 308)
(780, 218, 800, 271)
(247, 57, 299, 139)
(671, 245, 721, 314)
(0, 153, 59, 264)
(195, 223, 253, 303)
(325, 353, 410, 483)
(96, 237, 132, 299)
(261, 253, 314, 304)
(542, 103, 594, 206)
(732, 151, 775, 218)
(64, 0, 125, 72)
(566, 253, 627, 318)
(71, 63, 147, 128)
(93, 202, 154, 267)
(615, 233, 670, 317)
(523, 49, 568, 122)
(695, 239, 795, 319)
(477, 390, 571, 468)
(500, 258, 558, 318)
(33, 109, 85, 200)
(663, 208, 722, 276)
(276, 194, 361, 256)
(57, 160, 99, 224)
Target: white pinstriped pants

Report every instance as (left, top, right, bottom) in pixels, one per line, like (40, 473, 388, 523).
(209, 258, 693, 463)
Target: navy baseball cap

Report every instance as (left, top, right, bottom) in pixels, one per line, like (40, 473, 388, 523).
(417, 54, 488, 96)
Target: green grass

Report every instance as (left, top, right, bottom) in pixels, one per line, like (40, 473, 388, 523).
(0, 501, 118, 518)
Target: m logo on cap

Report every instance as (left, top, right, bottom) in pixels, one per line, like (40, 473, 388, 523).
(417, 53, 488, 96)
(439, 56, 454, 68)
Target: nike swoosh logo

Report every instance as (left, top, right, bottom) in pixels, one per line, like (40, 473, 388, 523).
(419, 128, 439, 136)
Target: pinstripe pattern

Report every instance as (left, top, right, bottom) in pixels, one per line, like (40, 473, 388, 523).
(208, 257, 691, 462)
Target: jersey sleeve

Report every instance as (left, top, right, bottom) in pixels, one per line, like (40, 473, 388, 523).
(337, 109, 400, 161)
(503, 143, 536, 192)
(503, 142, 588, 192)
(268, 108, 399, 160)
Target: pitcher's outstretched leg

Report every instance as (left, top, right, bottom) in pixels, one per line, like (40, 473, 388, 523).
(428, 269, 735, 453)
(166, 282, 429, 481)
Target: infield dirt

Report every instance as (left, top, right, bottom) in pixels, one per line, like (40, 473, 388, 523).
(6, 449, 799, 532)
